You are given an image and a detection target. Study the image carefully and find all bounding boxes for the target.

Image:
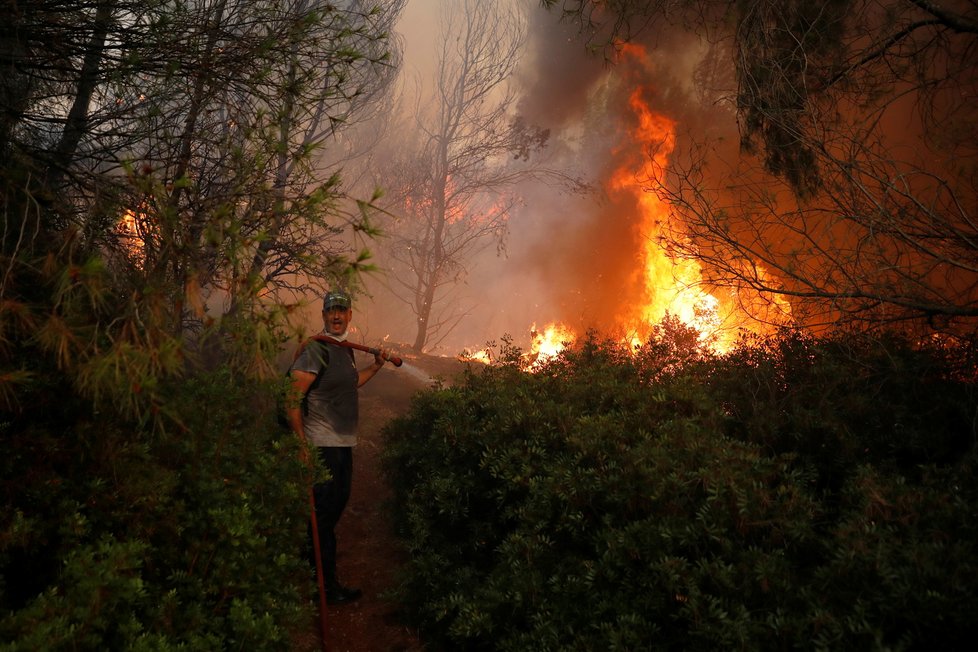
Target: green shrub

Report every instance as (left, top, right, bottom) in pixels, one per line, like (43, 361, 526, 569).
(382, 330, 978, 650)
(705, 330, 977, 497)
(0, 368, 311, 651)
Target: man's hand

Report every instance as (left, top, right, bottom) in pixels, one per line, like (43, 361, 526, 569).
(359, 349, 389, 387)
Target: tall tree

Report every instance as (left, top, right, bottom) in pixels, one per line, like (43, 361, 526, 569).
(0, 3, 406, 644)
(381, 0, 552, 352)
(113, 0, 405, 335)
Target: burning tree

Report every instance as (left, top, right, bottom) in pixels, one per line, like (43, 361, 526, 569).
(545, 0, 978, 339)
(669, 0, 978, 336)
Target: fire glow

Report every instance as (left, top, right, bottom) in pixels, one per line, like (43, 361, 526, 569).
(117, 207, 147, 268)
(518, 47, 790, 364)
(529, 322, 575, 365)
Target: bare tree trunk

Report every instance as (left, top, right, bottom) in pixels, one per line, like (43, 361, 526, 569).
(412, 155, 448, 351)
(0, 13, 33, 166)
(383, 0, 554, 353)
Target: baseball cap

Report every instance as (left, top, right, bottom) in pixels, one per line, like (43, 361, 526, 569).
(323, 290, 352, 311)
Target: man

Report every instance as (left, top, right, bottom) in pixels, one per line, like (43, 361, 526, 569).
(287, 290, 388, 604)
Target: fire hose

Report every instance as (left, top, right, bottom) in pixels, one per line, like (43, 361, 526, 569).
(308, 334, 403, 367)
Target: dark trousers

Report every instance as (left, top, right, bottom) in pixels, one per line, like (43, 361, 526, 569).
(309, 446, 353, 584)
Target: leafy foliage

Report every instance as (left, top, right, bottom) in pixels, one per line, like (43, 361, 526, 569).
(1, 169, 315, 649)
(0, 359, 312, 650)
(0, 2, 405, 647)
(383, 328, 978, 650)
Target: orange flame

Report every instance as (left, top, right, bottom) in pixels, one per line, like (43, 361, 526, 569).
(471, 47, 790, 365)
(460, 348, 492, 364)
(117, 208, 147, 267)
(403, 175, 506, 227)
(528, 322, 575, 364)
(607, 61, 789, 351)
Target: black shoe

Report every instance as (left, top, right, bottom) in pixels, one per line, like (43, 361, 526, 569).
(325, 582, 362, 605)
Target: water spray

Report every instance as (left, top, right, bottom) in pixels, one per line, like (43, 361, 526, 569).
(396, 361, 437, 385)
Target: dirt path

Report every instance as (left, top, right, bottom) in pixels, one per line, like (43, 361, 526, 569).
(296, 354, 466, 652)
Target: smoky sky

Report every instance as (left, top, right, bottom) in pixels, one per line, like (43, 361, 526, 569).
(515, 9, 607, 129)
(354, 1, 973, 353)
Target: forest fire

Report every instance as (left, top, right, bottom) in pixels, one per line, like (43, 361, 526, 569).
(460, 348, 492, 364)
(612, 85, 741, 349)
(514, 46, 789, 364)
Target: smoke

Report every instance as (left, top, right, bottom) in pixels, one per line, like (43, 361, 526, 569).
(514, 9, 607, 129)
(445, 7, 730, 350)
(345, 1, 978, 353)
(355, 1, 736, 355)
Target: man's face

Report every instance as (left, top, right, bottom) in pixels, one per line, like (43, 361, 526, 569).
(323, 306, 352, 336)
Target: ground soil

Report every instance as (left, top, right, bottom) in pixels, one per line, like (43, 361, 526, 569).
(293, 350, 470, 652)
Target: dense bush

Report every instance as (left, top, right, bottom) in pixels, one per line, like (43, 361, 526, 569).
(1, 148, 319, 647)
(0, 364, 312, 651)
(2, 1, 396, 647)
(382, 330, 978, 650)
(706, 330, 977, 484)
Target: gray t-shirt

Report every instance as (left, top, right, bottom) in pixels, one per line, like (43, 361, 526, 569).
(291, 339, 359, 447)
